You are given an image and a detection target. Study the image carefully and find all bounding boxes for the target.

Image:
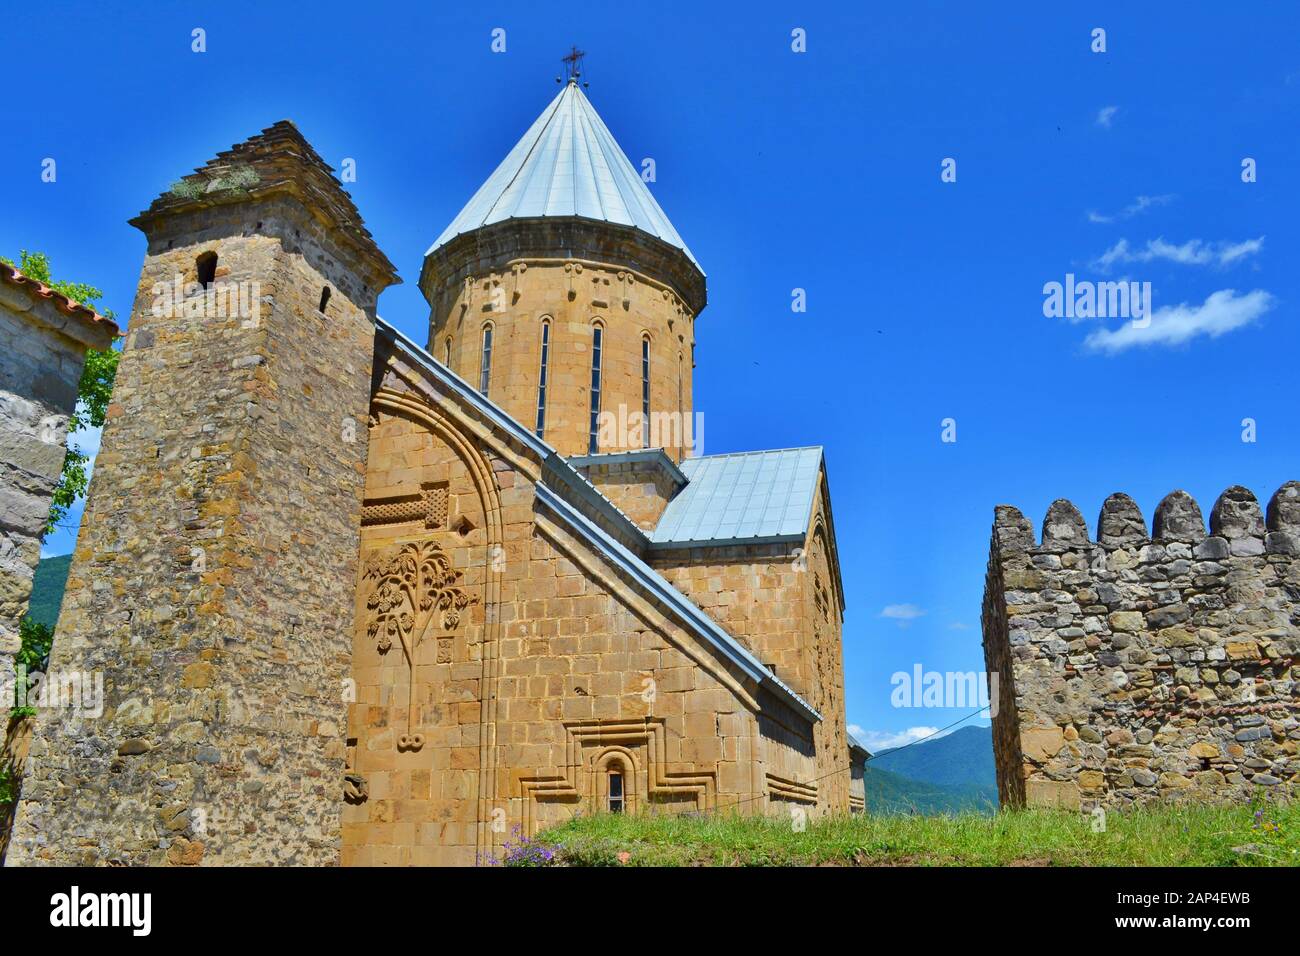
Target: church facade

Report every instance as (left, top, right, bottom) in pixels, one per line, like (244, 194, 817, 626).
(8, 80, 864, 866)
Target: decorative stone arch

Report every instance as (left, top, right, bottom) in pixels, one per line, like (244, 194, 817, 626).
(367, 385, 509, 860)
(592, 745, 639, 814)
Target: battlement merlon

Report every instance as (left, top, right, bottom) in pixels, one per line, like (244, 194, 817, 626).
(990, 482, 1300, 556)
(981, 480, 1300, 811)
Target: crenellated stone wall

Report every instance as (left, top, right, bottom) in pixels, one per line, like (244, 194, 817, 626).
(982, 482, 1300, 811)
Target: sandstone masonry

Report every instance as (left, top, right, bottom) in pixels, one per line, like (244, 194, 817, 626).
(9, 89, 859, 867)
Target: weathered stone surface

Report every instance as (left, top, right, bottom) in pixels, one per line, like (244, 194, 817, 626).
(984, 483, 1300, 811)
(1041, 499, 1089, 552)
(1266, 481, 1300, 532)
(1153, 490, 1204, 543)
(1210, 486, 1265, 540)
(1025, 777, 1081, 809)
(1021, 726, 1065, 762)
(1098, 493, 1147, 549)
(7, 122, 397, 867)
(0, 264, 117, 859)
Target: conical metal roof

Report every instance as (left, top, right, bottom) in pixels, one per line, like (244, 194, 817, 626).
(427, 81, 701, 271)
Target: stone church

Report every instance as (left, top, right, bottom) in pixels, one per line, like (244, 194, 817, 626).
(7, 78, 866, 866)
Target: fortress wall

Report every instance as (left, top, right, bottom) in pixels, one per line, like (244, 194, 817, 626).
(982, 482, 1300, 810)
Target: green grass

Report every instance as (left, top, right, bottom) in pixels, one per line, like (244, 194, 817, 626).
(534, 799, 1299, 867)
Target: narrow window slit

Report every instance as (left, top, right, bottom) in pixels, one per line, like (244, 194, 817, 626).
(196, 251, 218, 289)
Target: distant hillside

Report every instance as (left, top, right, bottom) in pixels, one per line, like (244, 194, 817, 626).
(871, 725, 996, 790)
(26, 553, 72, 629)
(863, 765, 997, 815)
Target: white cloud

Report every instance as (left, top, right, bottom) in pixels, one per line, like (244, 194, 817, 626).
(848, 725, 941, 752)
(880, 604, 926, 627)
(1084, 288, 1274, 354)
(1087, 194, 1174, 224)
(1217, 237, 1266, 266)
(1096, 105, 1119, 128)
(947, 622, 970, 631)
(1093, 236, 1265, 271)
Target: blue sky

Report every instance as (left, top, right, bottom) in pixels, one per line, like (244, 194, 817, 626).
(4, 1, 1297, 751)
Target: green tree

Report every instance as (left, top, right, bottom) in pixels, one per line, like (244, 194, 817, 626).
(1, 250, 121, 533)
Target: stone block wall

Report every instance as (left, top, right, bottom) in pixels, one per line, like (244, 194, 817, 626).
(422, 221, 700, 462)
(574, 452, 684, 530)
(0, 269, 115, 700)
(0, 267, 115, 862)
(346, 343, 823, 863)
(7, 121, 399, 865)
(651, 483, 849, 812)
(982, 482, 1300, 811)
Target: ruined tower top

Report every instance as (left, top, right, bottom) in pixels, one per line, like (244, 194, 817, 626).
(131, 120, 400, 306)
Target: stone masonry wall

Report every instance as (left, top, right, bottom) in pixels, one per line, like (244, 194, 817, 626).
(0, 278, 115, 709)
(982, 482, 1300, 811)
(424, 224, 698, 462)
(650, 486, 850, 813)
(577, 456, 681, 531)
(7, 190, 384, 865)
(0, 270, 115, 860)
(350, 347, 821, 863)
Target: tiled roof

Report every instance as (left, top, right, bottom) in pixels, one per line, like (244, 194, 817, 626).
(426, 80, 701, 271)
(649, 447, 824, 546)
(373, 316, 819, 724)
(0, 261, 119, 335)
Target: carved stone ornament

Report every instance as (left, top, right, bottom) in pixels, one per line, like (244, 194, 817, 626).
(343, 772, 369, 804)
(362, 540, 478, 751)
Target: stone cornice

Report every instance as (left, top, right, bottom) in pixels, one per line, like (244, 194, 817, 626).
(419, 217, 706, 318)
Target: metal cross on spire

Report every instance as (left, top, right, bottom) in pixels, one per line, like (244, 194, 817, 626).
(560, 45, 586, 83)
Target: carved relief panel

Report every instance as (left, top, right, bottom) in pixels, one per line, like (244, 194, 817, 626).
(359, 538, 477, 751)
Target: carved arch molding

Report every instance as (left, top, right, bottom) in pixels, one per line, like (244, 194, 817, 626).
(517, 718, 716, 835)
(349, 384, 507, 859)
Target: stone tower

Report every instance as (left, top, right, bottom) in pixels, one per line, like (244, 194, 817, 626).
(6, 122, 399, 865)
(420, 79, 706, 464)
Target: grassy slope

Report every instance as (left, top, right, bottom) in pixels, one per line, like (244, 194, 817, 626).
(537, 803, 1298, 867)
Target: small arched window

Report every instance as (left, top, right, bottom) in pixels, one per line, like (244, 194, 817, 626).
(318, 286, 331, 314)
(535, 318, 551, 438)
(196, 251, 218, 289)
(444, 337, 452, 366)
(587, 323, 603, 454)
(607, 770, 625, 814)
(640, 334, 652, 448)
(479, 324, 494, 395)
